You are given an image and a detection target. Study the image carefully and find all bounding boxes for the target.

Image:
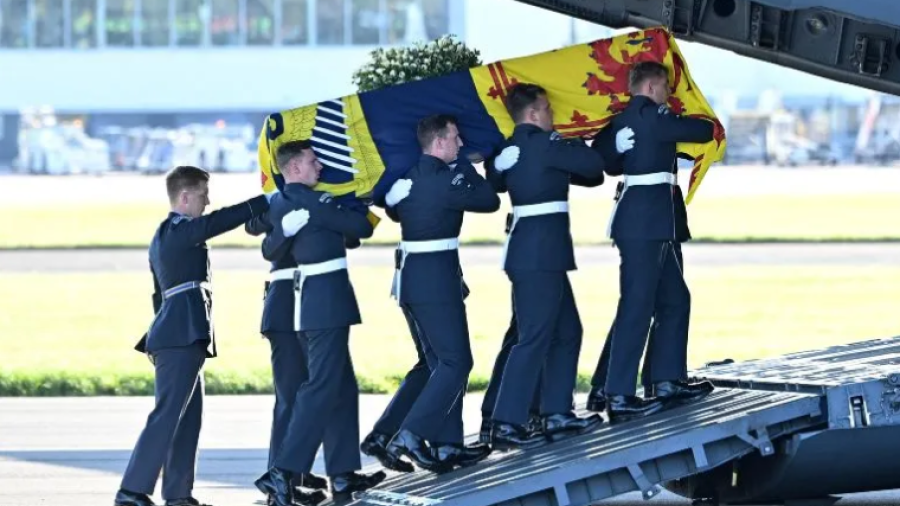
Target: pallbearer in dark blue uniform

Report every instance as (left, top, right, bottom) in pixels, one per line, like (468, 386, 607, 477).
(488, 83, 605, 450)
(358, 179, 423, 474)
(481, 118, 636, 435)
(579, 124, 659, 415)
(115, 165, 269, 506)
(243, 215, 329, 505)
(477, 139, 541, 444)
(602, 61, 716, 423)
(262, 141, 385, 506)
(382, 114, 499, 472)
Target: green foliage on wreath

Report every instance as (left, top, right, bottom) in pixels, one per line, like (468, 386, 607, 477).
(352, 34, 483, 92)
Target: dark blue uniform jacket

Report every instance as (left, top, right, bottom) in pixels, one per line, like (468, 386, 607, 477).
(387, 154, 499, 305)
(140, 195, 269, 357)
(603, 96, 714, 242)
(265, 184, 374, 331)
(499, 124, 605, 272)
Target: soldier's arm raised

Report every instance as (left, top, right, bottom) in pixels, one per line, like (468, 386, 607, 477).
(310, 197, 375, 240)
(651, 107, 714, 143)
(591, 126, 624, 177)
(458, 158, 501, 193)
(443, 167, 501, 213)
(483, 148, 509, 193)
(261, 195, 296, 262)
(570, 135, 606, 186)
(261, 228, 294, 262)
(244, 211, 273, 237)
(385, 205, 400, 223)
(545, 134, 605, 178)
(170, 195, 269, 247)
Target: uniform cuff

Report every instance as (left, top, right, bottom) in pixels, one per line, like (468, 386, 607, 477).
(247, 195, 270, 217)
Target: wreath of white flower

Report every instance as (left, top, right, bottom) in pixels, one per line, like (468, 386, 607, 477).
(352, 34, 483, 92)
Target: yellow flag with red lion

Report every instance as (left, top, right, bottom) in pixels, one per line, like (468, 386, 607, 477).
(258, 26, 724, 210)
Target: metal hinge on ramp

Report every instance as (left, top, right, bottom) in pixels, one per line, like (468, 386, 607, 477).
(627, 463, 662, 500)
(355, 490, 443, 506)
(736, 427, 775, 456)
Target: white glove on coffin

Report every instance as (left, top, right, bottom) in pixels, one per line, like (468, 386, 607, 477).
(493, 145, 520, 171)
(616, 126, 635, 153)
(281, 208, 310, 237)
(386, 179, 413, 207)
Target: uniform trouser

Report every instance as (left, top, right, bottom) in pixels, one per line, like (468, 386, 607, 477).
(274, 327, 361, 476)
(121, 342, 206, 501)
(266, 331, 310, 468)
(493, 271, 583, 426)
(591, 317, 655, 392)
(399, 301, 473, 444)
(372, 305, 429, 436)
(481, 292, 542, 418)
(605, 240, 690, 396)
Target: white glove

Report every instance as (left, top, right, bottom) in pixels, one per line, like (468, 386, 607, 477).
(493, 145, 520, 171)
(616, 127, 635, 153)
(281, 208, 310, 237)
(385, 179, 413, 207)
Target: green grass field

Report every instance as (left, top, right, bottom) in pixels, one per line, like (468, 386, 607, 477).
(1, 264, 897, 396)
(3, 193, 900, 249)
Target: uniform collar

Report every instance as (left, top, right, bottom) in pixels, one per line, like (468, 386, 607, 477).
(169, 210, 192, 221)
(513, 123, 545, 135)
(283, 182, 314, 197)
(420, 153, 450, 170)
(629, 95, 657, 107)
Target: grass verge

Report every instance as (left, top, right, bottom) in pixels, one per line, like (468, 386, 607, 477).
(1, 265, 897, 396)
(4, 194, 900, 249)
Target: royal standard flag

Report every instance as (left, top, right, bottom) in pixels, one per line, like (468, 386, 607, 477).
(258, 26, 726, 219)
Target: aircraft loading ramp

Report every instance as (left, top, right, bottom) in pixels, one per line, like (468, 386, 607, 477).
(337, 336, 900, 506)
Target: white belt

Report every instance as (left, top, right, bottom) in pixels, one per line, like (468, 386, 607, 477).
(500, 201, 569, 268)
(163, 280, 209, 299)
(293, 257, 348, 331)
(270, 268, 295, 282)
(390, 238, 459, 305)
(606, 172, 677, 238)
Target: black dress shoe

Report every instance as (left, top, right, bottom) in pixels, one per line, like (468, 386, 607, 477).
(297, 472, 328, 491)
(385, 429, 453, 473)
(267, 467, 327, 506)
(586, 387, 607, 412)
(606, 394, 665, 424)
(435, 442, 492, 467)
(526, 412, 545, 437)
(490, 421, 547, 451)
(255, 470, 329, 501)
(652, 380, 714, 405)
(114, 489, 156, 506)
(478, 418, 492, 444)
(164, 498, 211, 506)
(542, 412, 603, 442)
(330, 470, 387, 502)
(360, 431, 415, 473)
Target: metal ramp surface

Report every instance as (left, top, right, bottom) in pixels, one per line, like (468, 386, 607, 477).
(694, 335, 900, 430)
(664, 336, 900, 503)
(696, 335, 900, 392)
(349, 389, 823, 506)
